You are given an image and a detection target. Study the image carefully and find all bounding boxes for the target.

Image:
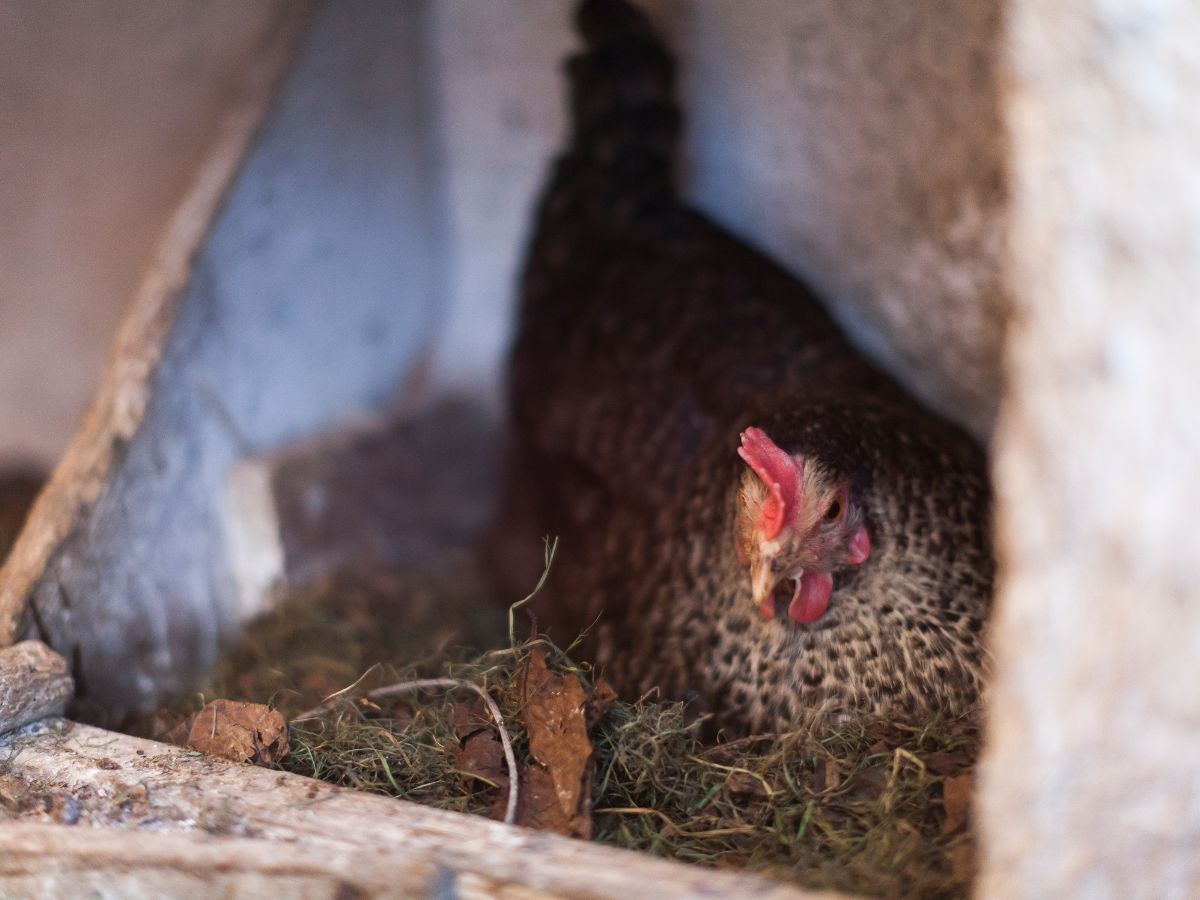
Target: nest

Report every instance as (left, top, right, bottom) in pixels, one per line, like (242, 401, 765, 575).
(135, 554, 981, 899)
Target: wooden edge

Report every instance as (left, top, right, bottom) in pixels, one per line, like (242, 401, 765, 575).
(0, 1, 320, 645)
(0, 823, 516, 899)
(0, 721, 835, 900)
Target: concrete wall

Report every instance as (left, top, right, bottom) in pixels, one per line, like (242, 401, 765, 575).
(662, 0, 1008, 439)
(0, 0, 291, 466)
(21, 1, 441, 721)
(980, 1, 1200, 894)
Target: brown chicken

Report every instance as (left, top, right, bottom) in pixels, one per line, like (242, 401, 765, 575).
(490, 0, 993, 733)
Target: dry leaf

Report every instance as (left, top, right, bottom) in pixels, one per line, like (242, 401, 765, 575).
(516, 648, 594, 838)
(586, 677, 618, 728)
(168, 700, 289, 765)
(946, 841, 976, 884)
(923, 751, 973, 777)
(941, 774, 973, 835)
(812, 757, 842, 794)
(497, 765, 582, 834)
(726, 770, 772, 798)
(455, 731, 508, 790)
(448, 697, 490, 741)
(449, 699, 509, 791)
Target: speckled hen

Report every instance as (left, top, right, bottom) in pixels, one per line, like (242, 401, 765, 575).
(489, 0, 993, 733)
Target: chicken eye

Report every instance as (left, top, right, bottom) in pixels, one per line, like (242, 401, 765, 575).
(825, 500, 842, 521)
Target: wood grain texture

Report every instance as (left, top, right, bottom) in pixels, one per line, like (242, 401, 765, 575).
(0, 721, 833, 900)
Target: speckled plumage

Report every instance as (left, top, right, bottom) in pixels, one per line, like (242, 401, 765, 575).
(490, 0, 993, 733)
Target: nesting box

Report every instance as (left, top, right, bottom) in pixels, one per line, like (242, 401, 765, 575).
(2, 0, 1198, 895)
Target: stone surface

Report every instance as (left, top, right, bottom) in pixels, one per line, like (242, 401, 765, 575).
(0, 642, 72, 735)
(2, 1, 444, 722)
(0, 1, 292, 466)
(979, 1, 1200, 896)
(659, 0, 1008, 439)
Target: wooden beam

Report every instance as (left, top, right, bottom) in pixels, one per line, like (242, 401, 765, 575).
(0, 721, 832, 899)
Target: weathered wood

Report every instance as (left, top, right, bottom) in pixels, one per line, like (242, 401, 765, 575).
(0, 721, 832, 899)
(0, 824, 460, 899)
(0, 642, 72, 735)
(0, 2, 317, 646)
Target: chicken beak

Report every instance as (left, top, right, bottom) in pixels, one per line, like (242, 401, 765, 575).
(750, 555, 784, 620)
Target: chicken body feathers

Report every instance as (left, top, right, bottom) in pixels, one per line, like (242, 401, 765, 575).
(492, 0, 993, 733)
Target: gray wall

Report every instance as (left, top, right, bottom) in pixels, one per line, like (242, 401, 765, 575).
(26, 2, 443, 719)
(0, 0, 290, 466)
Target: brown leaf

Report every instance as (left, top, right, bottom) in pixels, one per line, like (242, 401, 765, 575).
(586, 677, 618, 728)
(516, 649, 594, 838)
(941, 774, 973, 835)
(449, 699, 509, 792)
(169, 700, 290, 765)
(923, 751, 973, 777)
(946, 841, 976, 884)
(812, 757, 842, 794)
(448, 698, 491, 741)
(456, 732, 508, 790)
(496, 765, 582, 834)
(725, 770, 772, 799)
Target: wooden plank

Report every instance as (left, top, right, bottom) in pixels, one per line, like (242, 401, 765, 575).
(0, 720, 832, 899)
(0, 825, 451, 900)
(0, 2, 317, 646)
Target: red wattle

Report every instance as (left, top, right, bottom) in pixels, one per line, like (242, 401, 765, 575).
(847, 526, 871, 565)
(787, 571, 833, 624)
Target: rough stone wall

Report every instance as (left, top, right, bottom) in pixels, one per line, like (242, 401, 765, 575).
(19, 2, 440, 722)
(424, 0, 575, 403)
(0, 1, 288, 466)
(980, 1, 1200, 895)
(657, 0, 1008, 439)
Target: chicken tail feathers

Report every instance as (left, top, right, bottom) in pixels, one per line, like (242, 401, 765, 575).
(553, 0, 681, 224)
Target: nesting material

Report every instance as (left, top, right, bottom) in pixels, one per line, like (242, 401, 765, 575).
(144, 569, 981, 898)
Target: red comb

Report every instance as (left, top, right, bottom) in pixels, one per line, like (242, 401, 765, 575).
(737, 427, 802, 539)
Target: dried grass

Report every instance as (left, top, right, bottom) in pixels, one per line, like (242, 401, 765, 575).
(141, 562, 980, 899)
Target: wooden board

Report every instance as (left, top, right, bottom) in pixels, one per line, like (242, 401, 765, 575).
(0, 720, 834, 899)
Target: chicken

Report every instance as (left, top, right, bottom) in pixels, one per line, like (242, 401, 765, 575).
(488, 0, 993, 733)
